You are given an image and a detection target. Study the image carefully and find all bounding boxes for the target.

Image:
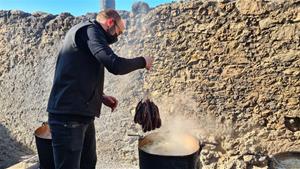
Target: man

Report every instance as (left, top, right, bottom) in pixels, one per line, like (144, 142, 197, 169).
(47, 9, 153, 169)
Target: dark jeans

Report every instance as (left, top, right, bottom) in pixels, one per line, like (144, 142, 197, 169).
(48, 118, 97, 169)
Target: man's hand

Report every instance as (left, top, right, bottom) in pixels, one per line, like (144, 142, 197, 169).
(143, 56, 154, 70)
(102, 95, 118, 112)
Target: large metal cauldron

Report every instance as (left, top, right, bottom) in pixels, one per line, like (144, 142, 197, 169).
(34, 122, 55, 169)
(138, 132, 202, 169)
(269, 151, 300, 169)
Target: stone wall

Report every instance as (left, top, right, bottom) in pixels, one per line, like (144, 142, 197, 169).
(0, 0, 299, 168)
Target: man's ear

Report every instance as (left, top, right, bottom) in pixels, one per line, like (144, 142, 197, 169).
(107, 18, 114, 27)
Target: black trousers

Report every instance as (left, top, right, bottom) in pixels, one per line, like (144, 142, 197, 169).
(49, 117, 97, 169)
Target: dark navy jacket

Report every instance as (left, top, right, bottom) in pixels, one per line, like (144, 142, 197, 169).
(47, 20, 145, 118)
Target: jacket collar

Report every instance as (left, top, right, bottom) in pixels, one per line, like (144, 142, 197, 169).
(90, 19, 118, 44)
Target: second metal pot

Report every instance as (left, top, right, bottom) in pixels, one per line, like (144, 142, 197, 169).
(34, 122, 55, 169)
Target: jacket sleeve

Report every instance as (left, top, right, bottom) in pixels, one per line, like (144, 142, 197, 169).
(85, 25, 146, 75)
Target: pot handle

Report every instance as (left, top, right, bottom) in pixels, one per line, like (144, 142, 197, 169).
(202, 141, 218, 146)
(128, 133, 144, 139)
(199, 141, 219, 153)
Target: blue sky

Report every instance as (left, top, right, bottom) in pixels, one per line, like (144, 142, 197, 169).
(0, 0, 174, 16)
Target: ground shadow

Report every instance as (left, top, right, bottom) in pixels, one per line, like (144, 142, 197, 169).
(0, 123, 34, 169)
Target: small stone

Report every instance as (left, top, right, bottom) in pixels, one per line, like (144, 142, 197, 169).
(243, 155, 254, 162)
(261, 110, 271, 117)
(259, 17, 277, 30)
(253, 166, 268, 169)
(294, 131, 300, 138)
(236, 0, 266, 15)
(258, 118, 267, 127)
(258, 156, 267, 162)
(283, 68, 300, 76)
(287, 97, 299, 106)
(130, 108, 135, 116)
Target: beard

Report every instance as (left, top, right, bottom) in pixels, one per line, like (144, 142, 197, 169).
(106, 25, 118, 44)
(108, 25, 117, 36)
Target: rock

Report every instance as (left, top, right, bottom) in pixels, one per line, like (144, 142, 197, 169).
(221, 66, 243, 79)
(258, 118, 267, 127)
(10, 10, 30, 17)
(243, 154, 254, 162)
(253, 166, 268, 169)
(271, 24, 298, 41)
(287, 97, 299, 106)
(236, 0, 266, 15)
(132, 1, 151, 15)
(293, 9, 300, 22)
(272, 50, 300, 62)
(259, 17, 278, 30)
(294, 131, 300, 138)
(257, 156, 269, 167)
(283, 68, 300, 76)
(235, 160, 247, 169)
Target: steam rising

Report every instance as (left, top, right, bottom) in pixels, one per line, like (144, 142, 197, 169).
(156, 93, 232, 140)
(141, 93, 232, 155)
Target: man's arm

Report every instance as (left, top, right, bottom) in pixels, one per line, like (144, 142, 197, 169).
(84, 25, 146, 75)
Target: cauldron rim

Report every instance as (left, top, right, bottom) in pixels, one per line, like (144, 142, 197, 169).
(138, 132, 201, 157)
(34, 122, 52, 139)
(138, 147, 201, 157)
(271, 151, 300, 160)
(270, 151, 300, 168)
(34, 123, 55, 169)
